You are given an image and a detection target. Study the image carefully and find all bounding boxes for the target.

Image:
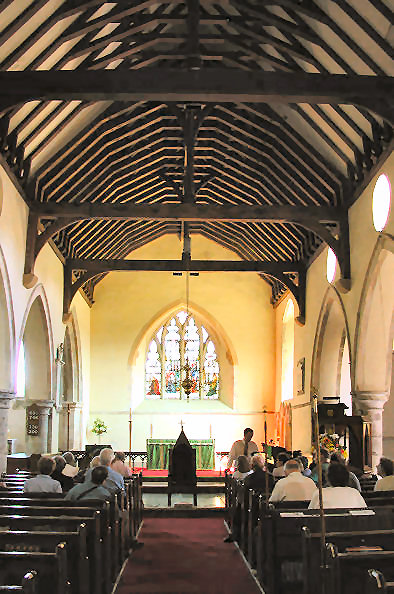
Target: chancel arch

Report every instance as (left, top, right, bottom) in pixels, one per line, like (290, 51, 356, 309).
(353, 234, 394, 465)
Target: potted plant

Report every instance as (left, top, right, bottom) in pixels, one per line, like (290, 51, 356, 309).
(91, 418, 108, 444)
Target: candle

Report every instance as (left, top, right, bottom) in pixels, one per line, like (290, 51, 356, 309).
(209, 424, 212, 438)
(150, 423, 153, 438)
(129, 408, 132, 421)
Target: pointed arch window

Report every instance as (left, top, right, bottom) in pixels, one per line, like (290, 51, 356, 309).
(145, 310, 219, 400)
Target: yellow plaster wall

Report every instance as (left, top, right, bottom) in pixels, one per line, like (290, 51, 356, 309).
(89, 234, 276, 453)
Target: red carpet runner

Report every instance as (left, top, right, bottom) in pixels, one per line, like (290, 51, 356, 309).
(116, 518, 261, 594)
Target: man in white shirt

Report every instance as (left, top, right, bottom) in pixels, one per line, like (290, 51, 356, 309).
(269, 459, 316, 502)
(227, 428, 259, 469)
(23, 456, 62, 494)
(309, 463, 367, 509)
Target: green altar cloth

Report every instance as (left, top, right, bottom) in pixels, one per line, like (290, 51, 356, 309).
(147, 438, 215, 469)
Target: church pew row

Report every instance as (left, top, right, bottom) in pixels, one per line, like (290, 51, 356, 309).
(302, 527, 394, 594)
(0, 476, 143, 593)
(256, 507, 394, 594)
(325, 543, 394, 594)
(0, 513, 105, 594)
(0, 526, 89, 594)
(367, 569, 394, 593)
(0, 543, 68, 594)
(0, 570, 37, 594)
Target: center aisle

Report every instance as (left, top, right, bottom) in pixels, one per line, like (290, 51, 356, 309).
(115, 517, 261, 594)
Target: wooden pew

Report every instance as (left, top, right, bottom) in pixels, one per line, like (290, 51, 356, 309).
(0, 526, 89, 594)
(325, 542, 394, 594)
(257, 508, 393, 594)
(0, 514, 105, 594)
(0, 542, 68, 594)
(0, 570, 37, 594)
(302, 527, 394, 594)
(367, 569, 394, 593)
(0, 498, 123, 581)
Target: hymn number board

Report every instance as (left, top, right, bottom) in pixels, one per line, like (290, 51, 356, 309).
(26, 403, 40, 436)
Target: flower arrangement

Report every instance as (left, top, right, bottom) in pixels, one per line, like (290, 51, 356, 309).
(91, 418, 108, 442)
(319, 432, 348, 459)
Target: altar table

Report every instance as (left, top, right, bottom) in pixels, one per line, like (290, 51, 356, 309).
(147, 438, 215, 469)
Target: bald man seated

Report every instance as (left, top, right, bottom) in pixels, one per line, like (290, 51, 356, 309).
(269, 458, 317, 503)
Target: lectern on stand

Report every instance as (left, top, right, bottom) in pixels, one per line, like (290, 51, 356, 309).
(316, 399, 372, 470)
(167, 430, 198, 507)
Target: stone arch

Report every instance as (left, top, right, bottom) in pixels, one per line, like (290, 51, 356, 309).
(352, 234, 394, 464)
(128, 299, 237, 410)
(19, 285, 54, 402)
(0, 243, 15, 392)
(311, 285, 352, 406)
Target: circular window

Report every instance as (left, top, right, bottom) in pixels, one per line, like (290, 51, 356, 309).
(326, 247, 337, 283)
(372, 174, 391, 232)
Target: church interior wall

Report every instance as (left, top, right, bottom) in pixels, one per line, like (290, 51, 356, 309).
(288, 152, 394, 457)
(0, 163, 91, 455)
(1, 148, 393, 464)
(89, 233, 276, 453)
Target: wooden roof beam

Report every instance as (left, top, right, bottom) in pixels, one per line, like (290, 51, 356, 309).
(0, 70, 392, 122)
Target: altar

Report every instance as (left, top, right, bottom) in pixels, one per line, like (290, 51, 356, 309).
(147, 438, 215, 469)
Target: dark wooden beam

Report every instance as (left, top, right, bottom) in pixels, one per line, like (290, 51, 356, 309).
(30, 201, 339, 223)
(0, 70, 392, 120)
(67, 257, 302, 274)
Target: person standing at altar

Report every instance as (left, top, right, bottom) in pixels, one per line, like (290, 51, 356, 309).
(227, 428, 259, 469)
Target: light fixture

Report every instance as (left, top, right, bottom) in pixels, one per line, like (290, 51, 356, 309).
(182, 271, 193, 399)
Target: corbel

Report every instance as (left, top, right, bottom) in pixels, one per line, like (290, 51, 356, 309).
(274, 269, 306, 326)
(335, 212, 351, 293)
(23, 211, 39, 288)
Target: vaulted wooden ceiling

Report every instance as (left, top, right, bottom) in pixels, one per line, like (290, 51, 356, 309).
(0, 0, 393, 321)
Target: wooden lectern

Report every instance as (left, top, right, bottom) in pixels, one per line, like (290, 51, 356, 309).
(167, 430, 198, 507)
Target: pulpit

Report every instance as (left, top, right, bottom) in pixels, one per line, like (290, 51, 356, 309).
(167, 430, 198, 506)
(316, 400, 372, 469)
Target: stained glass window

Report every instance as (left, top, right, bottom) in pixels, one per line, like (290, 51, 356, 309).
(145, 311, 220, 400)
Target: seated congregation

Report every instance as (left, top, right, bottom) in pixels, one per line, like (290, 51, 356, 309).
(225, 448, 394, 594)
(0, 448, 143, 593)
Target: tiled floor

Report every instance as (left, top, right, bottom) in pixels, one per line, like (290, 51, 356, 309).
(143, 492, 226, 508)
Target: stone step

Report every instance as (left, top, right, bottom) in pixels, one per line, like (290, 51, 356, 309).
(143, 483, 225, 494)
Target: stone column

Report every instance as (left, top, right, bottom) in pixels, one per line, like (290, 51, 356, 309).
(352, 391, 388, 470)
(58, 402, 83, 451)
(0, 391, 15, 473)
(25, 400, 55, 455)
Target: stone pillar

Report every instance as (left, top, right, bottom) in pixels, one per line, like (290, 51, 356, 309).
(352, 391, 388, 470)
(25, 400, 55, 455)
(58, 402, 83, 451)
(0, 391, 15, 473)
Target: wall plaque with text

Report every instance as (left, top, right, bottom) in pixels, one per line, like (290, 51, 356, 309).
(26, 403, 40, 436)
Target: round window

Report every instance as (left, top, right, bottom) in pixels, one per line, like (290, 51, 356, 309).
(372, 174, 391, 232)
